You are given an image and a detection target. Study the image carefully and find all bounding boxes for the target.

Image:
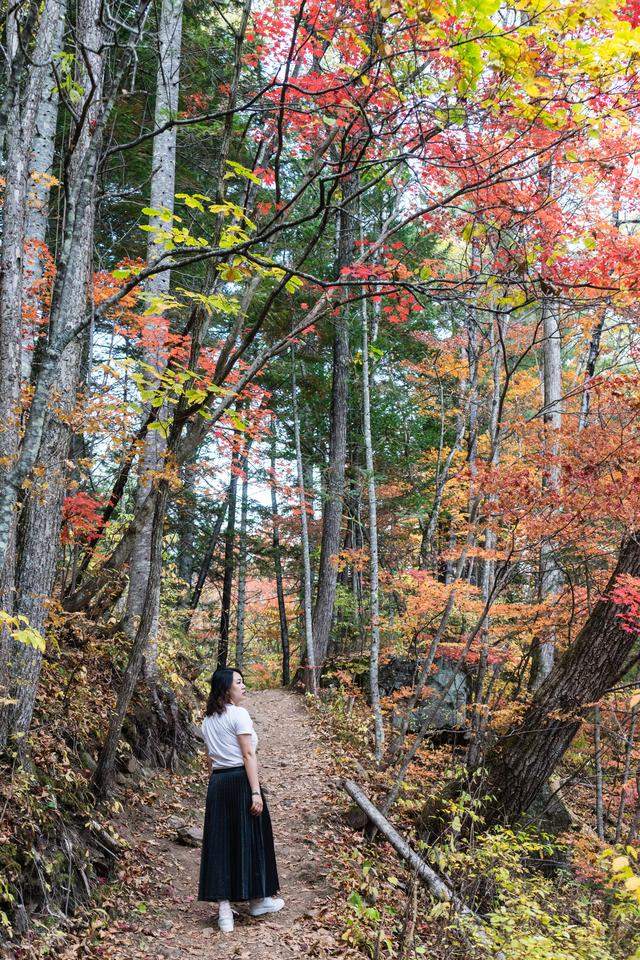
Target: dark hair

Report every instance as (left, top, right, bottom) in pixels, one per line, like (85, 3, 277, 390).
(205, 668, 243, 716)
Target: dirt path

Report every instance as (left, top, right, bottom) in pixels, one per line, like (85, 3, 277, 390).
(108, 689, 338, 960)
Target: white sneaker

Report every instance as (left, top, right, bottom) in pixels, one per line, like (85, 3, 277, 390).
(218, 904, 234, 933)
(249, 896, 285, 917)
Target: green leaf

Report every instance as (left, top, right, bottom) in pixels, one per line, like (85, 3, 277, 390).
(13, 627, 46, 653)
(185, 388, 207, 404)
(347, 890, 363, 910)
(141, 205, 174, 223)
(175, 193, 206, 212)
(228, 410, 248, 431)
(148, 421, 170, 438)
(285, 274, 304, 294)
(225, 160, 262, 184)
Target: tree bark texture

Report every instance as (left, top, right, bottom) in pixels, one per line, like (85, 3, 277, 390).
(125, 0, 183, 681)
(0, 0, 151, 577)
(1, 0, 100, 747)
(484, 535, 640, 825)
(22, 0, 65, 380)
(92, 484, 169, 798)
(0, 0, 66, 635)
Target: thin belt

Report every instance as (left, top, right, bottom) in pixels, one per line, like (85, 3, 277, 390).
(210, 764, 245, 774)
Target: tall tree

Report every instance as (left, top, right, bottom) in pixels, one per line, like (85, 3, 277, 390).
(291, 350, 317, 693)
(530, 301, 564, 691)
(311, 174, 356, 667)
(235, 450, 250, 672)
(269, 425, 290, 685)
(361, 294, 384, 762)
(22, 0, 65, 380)
(0, 0, 66, 639)
(190, 501, 228, 614)
(218, 442, 240, 669)
(1, 0, 101, 746)
(124, 0, 184, 682)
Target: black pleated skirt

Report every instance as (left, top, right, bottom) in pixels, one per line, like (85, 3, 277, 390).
(198, 765, 280, 902)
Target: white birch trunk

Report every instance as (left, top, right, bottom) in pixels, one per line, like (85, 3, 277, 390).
(361, 298, 384, 762)
(531, 301, 564, 691)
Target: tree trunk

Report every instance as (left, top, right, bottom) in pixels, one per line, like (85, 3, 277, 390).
(615, 703, 638, 842)
(176, 464, 196, 603)
(578, 312, 605, 431)
(218, 445, 240, 668)
(269, 430, 290, 686)
(361, 295, 384, 762)
(311, 175, 355, 667)
(92, 484, 169, 798)
(484, 535, 640, 826)
(190, 500, 227, 612)
(341, 778, 503, 957)
(419, 367, 468, 571)
(468, 311, 505, 771)
(578, 199, 617, 432)
(124, 0, 183, 682)
(291, 350, 317, 693)
(594, 705, 605, 839)
(22, 0, 65, 380)
(1, 0, 100, 748)
(530, 301, 564, 691)
(235, 449, 250, 671)
(0, 0, 151, 578)
(0, 0, 66, 693)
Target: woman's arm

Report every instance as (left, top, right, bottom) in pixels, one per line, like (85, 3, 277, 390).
(205, 753, 212, 776)
(237, 733, 263, 816)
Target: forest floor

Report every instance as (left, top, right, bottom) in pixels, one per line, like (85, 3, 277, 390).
(89, 689, 343, 960)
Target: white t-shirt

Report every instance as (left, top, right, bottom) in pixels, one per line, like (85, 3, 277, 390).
(201, 704, 258, 769)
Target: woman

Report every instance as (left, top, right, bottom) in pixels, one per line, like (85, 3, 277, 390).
(198, 667, 283, 933)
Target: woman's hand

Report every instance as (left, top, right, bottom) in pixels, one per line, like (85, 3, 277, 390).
(250, 792, 263, 816)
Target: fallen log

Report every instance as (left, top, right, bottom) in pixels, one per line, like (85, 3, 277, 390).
(340, 778, 504, 957)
